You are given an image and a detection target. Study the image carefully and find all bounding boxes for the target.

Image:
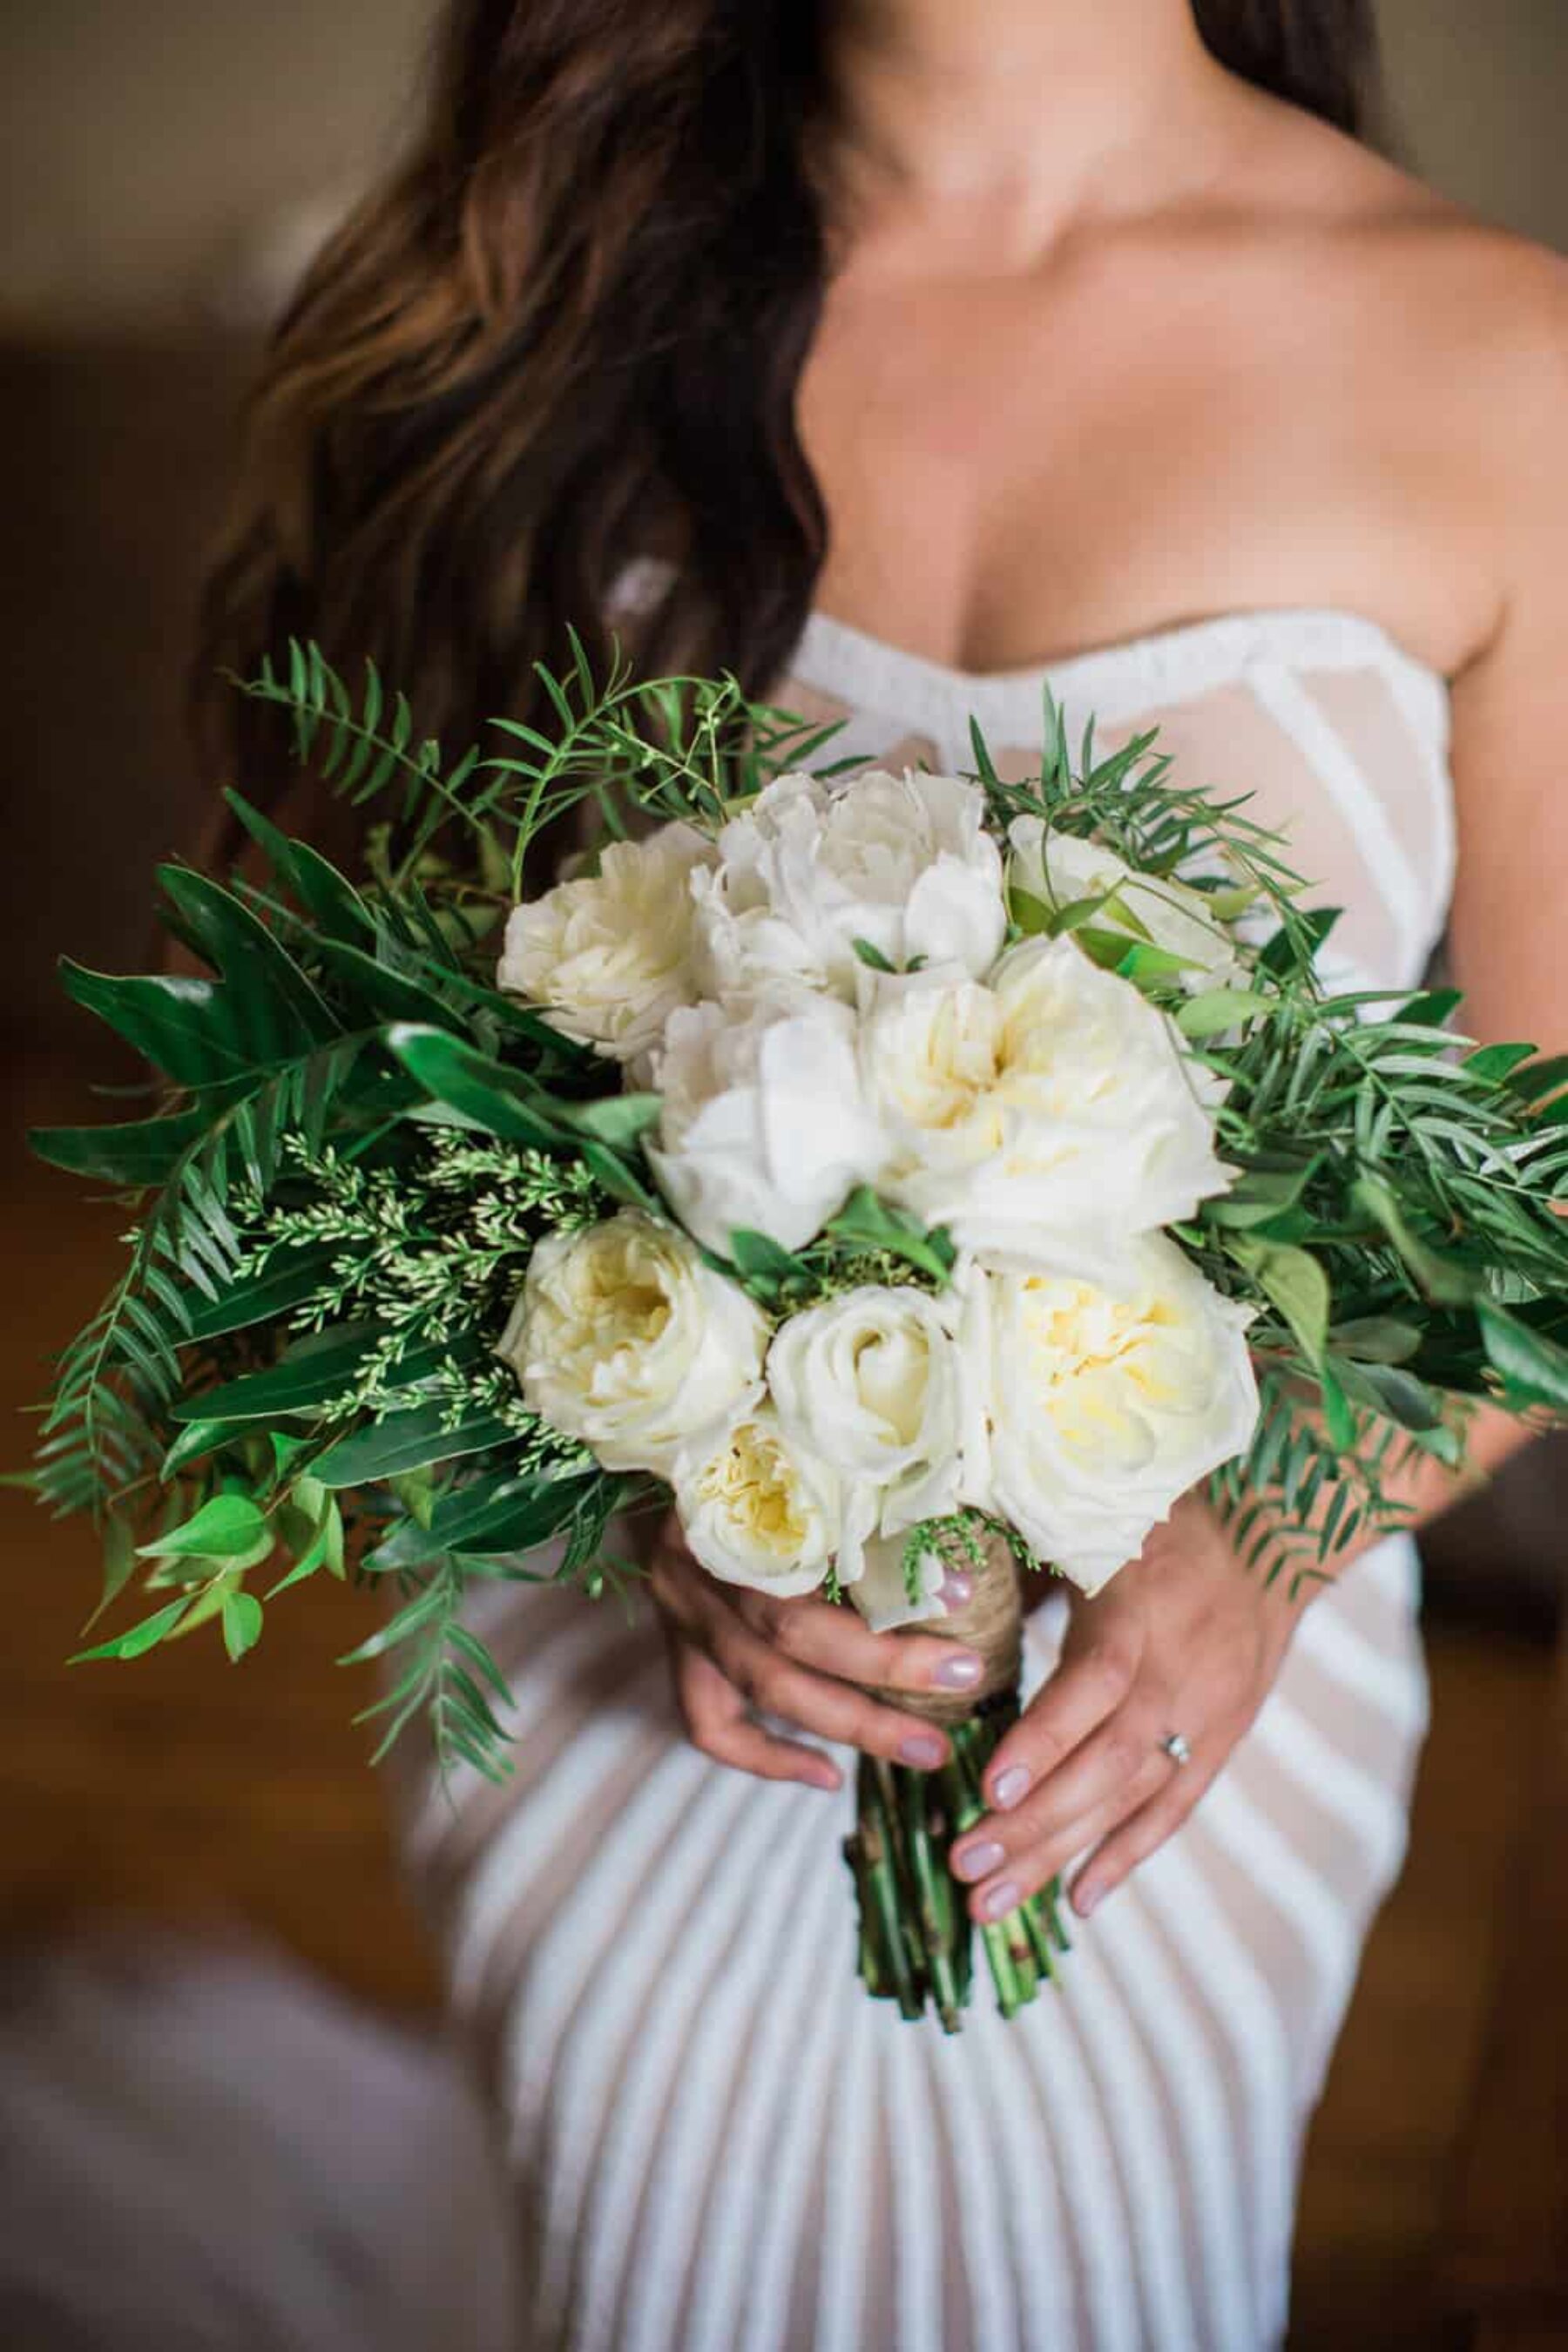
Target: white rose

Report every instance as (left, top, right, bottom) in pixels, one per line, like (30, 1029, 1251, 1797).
(672, 1406, 840, 1598)
(766, 1285, 966, 1577)
(963, 1235, 1259, 1593)
(860, 934, 1234, 1272)
(497, 1209, 766, 1474)
(645, 997, 885, 1256)
(692, 767, 1006, 1006)
(1007, 819, 1244, 992)
(497, 821, 715, 1063)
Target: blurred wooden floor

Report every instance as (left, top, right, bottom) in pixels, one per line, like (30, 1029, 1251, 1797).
(0, 1047, 1555, 2350)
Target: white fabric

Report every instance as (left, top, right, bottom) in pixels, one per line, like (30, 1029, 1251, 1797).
(409, 603, 1451, 2349)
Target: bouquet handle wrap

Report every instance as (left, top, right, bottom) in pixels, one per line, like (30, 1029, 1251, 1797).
(846, 1541, 1070, 2031)
(863, 1536, 1024, 1725)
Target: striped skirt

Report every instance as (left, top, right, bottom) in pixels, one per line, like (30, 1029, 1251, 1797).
(404, 1536, 1426, 2351)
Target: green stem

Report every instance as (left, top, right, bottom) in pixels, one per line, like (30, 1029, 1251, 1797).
(845, 1691, 1078, 2027)
(856, 1756, 924, 2021)
(897, 1764, 964, 2035)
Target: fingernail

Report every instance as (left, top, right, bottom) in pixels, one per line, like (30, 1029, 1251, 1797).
(899, 1732, 945, 1769)
(977, 1878, 1021, 1922)
(1075, 1880, 1102, 1916)
(953, 1838, 1005, 1882)
(990, 1765, 1031, 1810)
(932, 1650, 983, 1690)
(940, 1569, 973, 1609)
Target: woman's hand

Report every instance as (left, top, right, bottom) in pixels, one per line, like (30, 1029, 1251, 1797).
(947, 1493, 1313, 1924)
(645, 1511, 988, 1793)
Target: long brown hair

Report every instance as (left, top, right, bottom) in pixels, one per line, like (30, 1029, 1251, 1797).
(197, 0, 1386, 792)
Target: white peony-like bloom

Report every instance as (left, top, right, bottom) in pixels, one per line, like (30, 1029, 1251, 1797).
(962, 1235, 1259, 1593)
(691, 767, 1006, 1008)
(859, 934, 1234, 1272)
(671, 1405, 841, 1598)
(766, 1285, 966, 1578)
(497, 822, 715, 1064)
(497, 1209, 766, 1475)
(1007, 818, 1245, 993)
(645, 997, 885, 1256)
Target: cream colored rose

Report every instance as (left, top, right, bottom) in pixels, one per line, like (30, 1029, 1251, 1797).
(671, 1406, 840, 1598)
(766, 1285, 965, 1578)
(691, 767, 1006, 1006)
(645, 997, 884, 1255)
(859, 935, 1233, 1272)
(497, 1209, 766, 1474)
(497, 821, 715, 1063)
(1007, 818, 1244, 992)
(962, 1236, 1259, 1592)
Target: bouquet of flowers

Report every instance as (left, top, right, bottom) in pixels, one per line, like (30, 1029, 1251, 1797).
(29, 642, 1568, 2029)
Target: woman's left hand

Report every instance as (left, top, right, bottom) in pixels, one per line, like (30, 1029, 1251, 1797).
(947, 1493, 1315, 1926)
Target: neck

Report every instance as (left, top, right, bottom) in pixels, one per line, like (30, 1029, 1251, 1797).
(822, 0, 1241, 254)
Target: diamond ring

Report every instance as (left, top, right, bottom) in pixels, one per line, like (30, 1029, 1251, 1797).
(1159, 1732, 1193, 1767)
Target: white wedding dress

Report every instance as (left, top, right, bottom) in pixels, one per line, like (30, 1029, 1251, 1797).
(404, 602, 1455, 2351)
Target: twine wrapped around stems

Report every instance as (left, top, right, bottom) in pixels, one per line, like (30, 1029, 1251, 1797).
(863, 1533, 1024, 1726)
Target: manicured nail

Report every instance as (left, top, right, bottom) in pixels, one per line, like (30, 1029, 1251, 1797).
(1075, 1880, 1102, 1916)
(953, 1838, 1005, 1882)
(899, 1732, 945, 1769)
(940, 1569, 974, 1609)
(977, 1878, 1021, 1922)
(990, 1765, 1031, 1811)
(933, 1650, 983, 1690)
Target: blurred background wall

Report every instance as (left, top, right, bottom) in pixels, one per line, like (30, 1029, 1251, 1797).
(2, 0, 1565, 1042)
(0, 9, 1565, 2348)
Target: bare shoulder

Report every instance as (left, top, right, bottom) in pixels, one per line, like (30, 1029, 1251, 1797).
(1246, 91, 1568, 416)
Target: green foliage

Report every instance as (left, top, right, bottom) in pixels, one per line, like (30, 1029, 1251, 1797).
(31, 640, 1568, 1791)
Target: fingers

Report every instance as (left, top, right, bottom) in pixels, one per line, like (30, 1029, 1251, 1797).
(973, 1635, 1141, 1816)
(1070, 1761, 1220, 1917)
(668, 1635, 841, 1792)
(951, 1747, 1173, 1922)
(730, 1590, 986, 1702)
(651, 1540, 960, 1773)
(651, 1529, 983, 1702)
(954, 1704, 1170, 1881)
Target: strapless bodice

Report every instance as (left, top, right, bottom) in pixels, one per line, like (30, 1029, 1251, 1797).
(608, 559, 1456, 998)
(780, 603, 1456, 997)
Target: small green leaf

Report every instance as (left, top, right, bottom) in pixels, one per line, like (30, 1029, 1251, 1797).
(1232, 1238, 1331, 1363)
(851, 936, 896, 974)
(564, 1092, 662, 1148)
(30, 1107, 210, 1186)
(1352, 1173, 1478, 1307)
(71, 1597, 192, 1664)
(1326, 1315, 1423, 1367)
(1478, 1301, 1568, 1413)
(135, 1493, 269, 1563)
(220, 1590, 264, 1661)
(824, 1187, 956, 1286)
(185, 1247, 337, 1342)
(174, 1325, 383, 1421)
(385, 1024, 566, 1147)
(727, 1227, 809, 1288)
(310, 1404, 514, 1488)
(159, 1418, 250, 1480)
(1116, 941, 1203, 986)
(1175, 988, 1276, 1040)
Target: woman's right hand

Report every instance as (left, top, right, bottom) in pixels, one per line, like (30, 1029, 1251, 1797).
(645, 1511, 986, 1792)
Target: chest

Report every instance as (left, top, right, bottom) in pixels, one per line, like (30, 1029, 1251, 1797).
(794, 232, 1475, 674)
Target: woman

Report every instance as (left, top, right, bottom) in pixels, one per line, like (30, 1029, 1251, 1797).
(202, 3, 1568, 2344)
